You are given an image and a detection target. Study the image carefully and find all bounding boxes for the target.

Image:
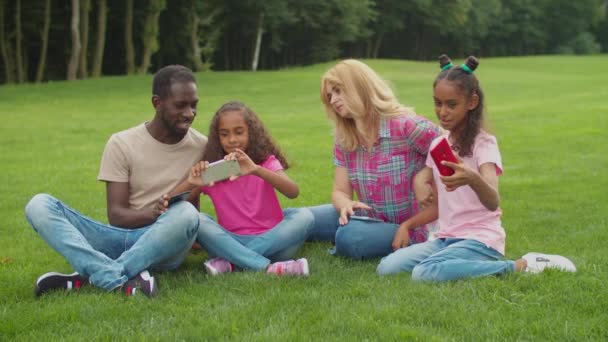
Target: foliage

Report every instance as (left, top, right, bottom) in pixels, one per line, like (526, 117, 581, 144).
(0, 0, 606, 82)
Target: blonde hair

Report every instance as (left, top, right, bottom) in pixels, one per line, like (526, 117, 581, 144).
(320, 59, 414, 151)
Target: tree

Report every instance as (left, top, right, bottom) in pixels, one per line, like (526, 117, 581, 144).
(138, 0, 166, 74)
(0, 0, 15, 83)
(91, 0, 107, 77)
(66, 0, 81, 80)
(124, 0, 135, 74)
(189, 0, 222, 71)
(78, 0, 90, 78)
(35, 0, 51, 82)
(15, 0, 24, 82)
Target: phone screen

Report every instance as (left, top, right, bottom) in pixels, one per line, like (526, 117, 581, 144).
(202, 160, 241, 184)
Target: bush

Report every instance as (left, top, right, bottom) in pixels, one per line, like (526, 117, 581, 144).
(556, 32, 601, 54)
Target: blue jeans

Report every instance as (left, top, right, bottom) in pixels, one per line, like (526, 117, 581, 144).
(377, 238, 515, 282)
(196, 208, 314, 270)
(25, 193, 199, 290)
(308, 204, 400, 260)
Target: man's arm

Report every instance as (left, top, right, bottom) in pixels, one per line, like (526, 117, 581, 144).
(106, 181, 165, 228)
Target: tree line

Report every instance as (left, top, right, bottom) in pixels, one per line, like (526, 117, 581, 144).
(1, 0, 606, 84)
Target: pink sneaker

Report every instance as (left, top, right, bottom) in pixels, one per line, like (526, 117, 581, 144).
(204, 257, 233, 276)
(266, 258, 309, 277)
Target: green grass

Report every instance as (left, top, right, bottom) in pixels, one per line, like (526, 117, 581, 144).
(1, 55, 607, 340)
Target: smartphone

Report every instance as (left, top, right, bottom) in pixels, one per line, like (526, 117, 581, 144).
(430, 138, 458, 176)
(202, 159, 241, 184)
(168, 191, 191, 206)
(350, 215, 384, 223)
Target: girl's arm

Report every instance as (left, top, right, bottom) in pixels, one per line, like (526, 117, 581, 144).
(332, 166, 372, 225)
(227, 149, 299, 198)
(413, 167, 434, 209)
(252, 167, 299, 198)
(440, 160, 500, 211)
(392, 179, 439, 250)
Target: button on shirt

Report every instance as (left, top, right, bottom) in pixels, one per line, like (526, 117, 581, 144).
(334, 114, 441, 243)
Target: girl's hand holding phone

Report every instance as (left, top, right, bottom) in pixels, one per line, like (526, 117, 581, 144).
(439, 156, 477, 192)
(225, 148, 256, 178)
(188, 161, 210, 186)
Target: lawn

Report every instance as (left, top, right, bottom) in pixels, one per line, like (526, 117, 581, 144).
(1, 55, 607, 340)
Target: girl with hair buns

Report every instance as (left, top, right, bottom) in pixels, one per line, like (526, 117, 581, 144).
(308, 59, 442, 260)
(376, 55, 576, 281)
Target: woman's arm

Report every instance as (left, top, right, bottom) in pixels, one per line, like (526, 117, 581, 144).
(332, 166, 371, 225)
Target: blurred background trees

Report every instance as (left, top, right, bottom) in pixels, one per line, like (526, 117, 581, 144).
(0, 0, 606, 83)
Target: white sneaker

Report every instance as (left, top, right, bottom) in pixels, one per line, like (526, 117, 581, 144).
(521, 252, 576, 273)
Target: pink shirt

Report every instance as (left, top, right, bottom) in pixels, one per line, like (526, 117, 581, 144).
(426, 131, 506, 254)
(201, 155, 284, 235)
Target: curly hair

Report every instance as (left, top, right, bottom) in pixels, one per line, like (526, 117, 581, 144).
(434, 54, 486, 157)
(202, 101, 290, 169)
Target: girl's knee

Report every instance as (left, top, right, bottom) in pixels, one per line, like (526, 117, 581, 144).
(411, 263, 445, 282)
(377, 258, 399, 276)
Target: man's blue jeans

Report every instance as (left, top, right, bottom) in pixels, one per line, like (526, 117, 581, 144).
(25, 193, 199, 290)
(377, 238, 515, 281)
(308, 204, 401, 260)
(197, 208, 314, 270)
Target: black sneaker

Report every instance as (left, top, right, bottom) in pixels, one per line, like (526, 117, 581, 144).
(34, 272, 88, 297)
(122, 270, 157, 298)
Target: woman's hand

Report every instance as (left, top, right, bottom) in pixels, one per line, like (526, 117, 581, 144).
(338, 200, 372, 225)
(225, 148, 257, 178)
(188, 161, 210, 186)
(392, 223, 411, 250)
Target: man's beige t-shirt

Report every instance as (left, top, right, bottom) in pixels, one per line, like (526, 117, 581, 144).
(98, 123, 207, 210)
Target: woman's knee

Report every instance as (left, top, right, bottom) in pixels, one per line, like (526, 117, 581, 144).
(335, 228, 364, 259)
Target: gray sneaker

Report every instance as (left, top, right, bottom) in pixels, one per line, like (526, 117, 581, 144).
(122, 270, 158, 298)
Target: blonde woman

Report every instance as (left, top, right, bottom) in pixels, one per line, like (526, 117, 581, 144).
(308, 59, 441, 260)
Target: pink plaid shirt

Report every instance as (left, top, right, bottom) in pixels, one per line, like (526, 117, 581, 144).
(334, 114, 441, 243)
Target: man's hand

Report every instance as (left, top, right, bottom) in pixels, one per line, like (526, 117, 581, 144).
(154, 194, 170, 217)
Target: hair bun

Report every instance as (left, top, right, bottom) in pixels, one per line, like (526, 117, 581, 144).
(464, 56, 479, 72)
(438, 54, 452, 70)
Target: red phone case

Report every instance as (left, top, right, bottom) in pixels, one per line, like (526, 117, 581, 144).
(430, 138, 458, 176)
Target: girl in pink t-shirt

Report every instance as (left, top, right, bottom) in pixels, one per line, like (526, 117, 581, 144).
(376, 55, 576, 281)
(172, 101, 312, 276)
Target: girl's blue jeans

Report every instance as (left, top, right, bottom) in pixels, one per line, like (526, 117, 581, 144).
(197, 208, 314, 270)
(377, 238, 516, 281)
(25, 193, 199, 290)
(307, 204, 400, 260)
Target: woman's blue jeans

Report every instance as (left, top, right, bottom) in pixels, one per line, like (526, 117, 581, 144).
(377, 238, 515, 281)
(196, 208, 314, 270)
(25, 193, 199, 290)
(308, 204, 401, 260)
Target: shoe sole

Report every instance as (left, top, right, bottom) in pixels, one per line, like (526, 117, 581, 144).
(34, 271, 83, 297)
(298, 258, 310, 277)
(204, 262, 219, 276)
